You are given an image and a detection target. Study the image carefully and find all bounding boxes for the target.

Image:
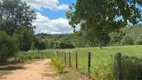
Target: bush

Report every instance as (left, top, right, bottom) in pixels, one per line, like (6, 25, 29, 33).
(121, 35, 134, 45)
(32, 39, 46, 50)
(57, 37, 74, 49)
(51, 58, 65, 73)
(109, 32, 124, 46)
(58, 42, 74, 49)
(134, 37, 142, 45)
(0, 31, 18, 63)
(121, 56, 142, 80)
(12, 27, 35, 51)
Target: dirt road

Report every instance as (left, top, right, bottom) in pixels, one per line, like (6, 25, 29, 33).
(0, 59, 61, 80)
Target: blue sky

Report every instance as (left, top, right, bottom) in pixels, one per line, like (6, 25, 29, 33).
(23, 0, 77, 34)
(34, 0, 76, 19)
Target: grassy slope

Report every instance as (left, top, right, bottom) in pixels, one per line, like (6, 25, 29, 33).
(56, 45, 142, 79)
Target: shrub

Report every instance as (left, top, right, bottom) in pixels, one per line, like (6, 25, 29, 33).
(121, 56, 142, 80)
(33, 39, 46, 50)
(58, 42, 74, 49)
(121, 35, 134, 45)
(0, 31, 18, 63)
(134, 37, 142, 45)
(51, 58, 65, 73)
(58, 37, 74, 49)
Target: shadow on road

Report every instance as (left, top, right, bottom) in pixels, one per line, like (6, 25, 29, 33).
(0, 66, 26, 71)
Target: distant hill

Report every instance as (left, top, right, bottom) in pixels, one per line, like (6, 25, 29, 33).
(125, 24, 142, 39)
(36, 33, 73, 40)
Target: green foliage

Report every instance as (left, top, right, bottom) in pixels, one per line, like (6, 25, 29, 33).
(134, 36, 142, 45)
(124, 24, 142, 45)
(42, 37, 74, 49)
(36, 33, 73, 40)
(121, 35, 134, 45)
(57, 37, 74, 49)
(109, 31, 124, 46)
(0, 0, 36, 36)
(36, 24, 142, 48)
(13, 27, 35, 51)
(109, 25, 142, 46)
(121, 56, 142, 80)
(16, 50, 55, 62)
(0, 31, 18, 63)
(99, 31, 111, 47)
(66, 0, 141, 43)
(51, 58, 65, 73)
(73, 31, 91, 47)
(32, 39, 46, 50)
(47, 39, 56, 49)
(0, 0, 36, 51)
(36, 33, 92, 48)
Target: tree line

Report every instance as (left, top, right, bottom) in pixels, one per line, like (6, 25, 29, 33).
(36, 24, 142, 49)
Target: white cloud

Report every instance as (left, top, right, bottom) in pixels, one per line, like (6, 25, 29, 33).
(33, 12, 74, 34)
(58, 4, 69, 10)
(23, 0, 69, 10)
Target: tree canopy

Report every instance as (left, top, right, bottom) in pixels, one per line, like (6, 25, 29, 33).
(0, 0, 36, 36)
(66, 0, 142, 42)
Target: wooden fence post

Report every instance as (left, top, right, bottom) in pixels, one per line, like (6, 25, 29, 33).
(88, 52, 91, 78)
(57, 51, 59, 59)
(61, 52, 63, 60)
(76, 52, 78, 70)
(116, 53, 122, 80)
(59, 52, 61, 59)
(69, 52, 71, 67)
(56, 51, 57, 58)
(58, 51, 59, 58)
(64, 52, 66, 64)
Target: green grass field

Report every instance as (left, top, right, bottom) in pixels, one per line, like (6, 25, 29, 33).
(54, 45, 142, 80)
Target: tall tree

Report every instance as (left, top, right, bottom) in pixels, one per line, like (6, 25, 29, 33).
(0, 0, 36, 36)
(66, 0, 142, 45)
(13, 26, 35, 51)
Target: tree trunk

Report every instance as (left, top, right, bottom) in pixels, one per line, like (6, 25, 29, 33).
(100, 43, 103, 49)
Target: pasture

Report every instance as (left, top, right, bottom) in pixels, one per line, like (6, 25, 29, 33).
(55, 45, 142, 80)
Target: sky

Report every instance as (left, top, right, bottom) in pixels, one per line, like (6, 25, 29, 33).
(22, 0, 142, 34)
(23, 0, 78, 34)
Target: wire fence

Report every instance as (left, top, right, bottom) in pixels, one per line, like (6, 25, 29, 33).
(55, 51, 142, 80)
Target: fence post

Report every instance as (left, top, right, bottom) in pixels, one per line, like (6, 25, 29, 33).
(116, 53, 122, 80)
(76, 52, 78, 70)
(59, 52, 61, 59)
(62, 52, 64, 61)
(69, 52, 71, 67)
(56, 51, 58, 58)
(64, 52, 66, 64)
(61, 52, 63, 60)
(88, 52, 91, 78)
(57, 51, 59, 59)
(42, 51, 44, 59)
